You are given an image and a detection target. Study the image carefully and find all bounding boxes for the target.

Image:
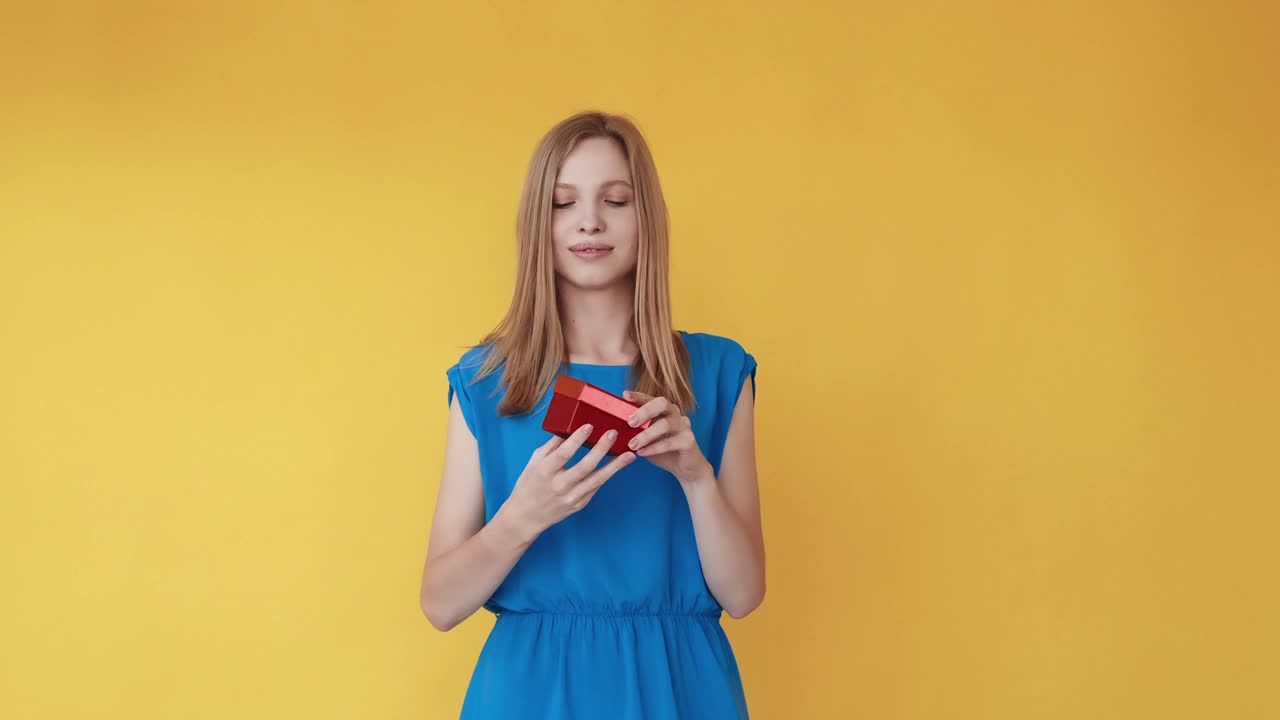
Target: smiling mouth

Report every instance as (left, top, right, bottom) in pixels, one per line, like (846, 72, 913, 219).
(570, 247, 613, 259)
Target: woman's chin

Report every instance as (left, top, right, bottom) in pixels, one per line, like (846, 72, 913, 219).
(555, 267, 634, 291)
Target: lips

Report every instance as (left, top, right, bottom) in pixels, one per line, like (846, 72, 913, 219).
(571, 247, 612, 259)
(569, 243, 613, 251)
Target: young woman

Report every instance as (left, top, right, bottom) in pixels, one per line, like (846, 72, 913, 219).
(420, 110, 764, 719)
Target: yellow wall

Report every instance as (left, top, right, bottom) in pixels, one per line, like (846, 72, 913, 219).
(2, 1, 1276, 718)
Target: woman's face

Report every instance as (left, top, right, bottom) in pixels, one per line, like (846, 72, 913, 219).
(550, 136, 639, 289)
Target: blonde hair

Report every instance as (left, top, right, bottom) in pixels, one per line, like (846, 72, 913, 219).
(461, 110, 694, 417)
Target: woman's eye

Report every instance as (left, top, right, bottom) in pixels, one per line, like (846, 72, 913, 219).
(552, 200, 628, 209)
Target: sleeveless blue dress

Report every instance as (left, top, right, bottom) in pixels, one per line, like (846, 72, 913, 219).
(445, 330, 758, 719)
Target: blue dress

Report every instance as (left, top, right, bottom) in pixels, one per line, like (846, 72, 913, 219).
(445, 330, 758, 719)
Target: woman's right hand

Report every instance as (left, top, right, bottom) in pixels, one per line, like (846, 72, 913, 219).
(500, 423, 637, 540)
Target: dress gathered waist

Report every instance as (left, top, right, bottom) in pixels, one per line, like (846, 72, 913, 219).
(491, 608, 723, 619)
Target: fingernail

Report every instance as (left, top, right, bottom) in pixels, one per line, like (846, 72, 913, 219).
(583, 424, 593, 433)
(627, 415, 639, 427)
(605, 430, 617, 440)
(628, 438, 638, 450)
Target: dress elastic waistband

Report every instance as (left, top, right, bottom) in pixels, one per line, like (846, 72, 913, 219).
(493, 609, 722, 619)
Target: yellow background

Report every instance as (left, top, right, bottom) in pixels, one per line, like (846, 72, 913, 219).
(2, 1, 1276, 718)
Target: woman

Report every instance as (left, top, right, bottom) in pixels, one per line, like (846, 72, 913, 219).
(420, 110, 764, 719)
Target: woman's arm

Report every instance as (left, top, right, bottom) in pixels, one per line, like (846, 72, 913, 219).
(681, 378, 766, 618)
(419, 395, 538, 632)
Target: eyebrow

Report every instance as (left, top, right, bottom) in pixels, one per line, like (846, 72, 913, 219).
(554, 180, 633, 190)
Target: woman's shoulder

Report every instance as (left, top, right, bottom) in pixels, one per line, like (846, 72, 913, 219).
(447, 341, 500, 385)
(680, 329, 753, 364)
(681, 329, 758, 449)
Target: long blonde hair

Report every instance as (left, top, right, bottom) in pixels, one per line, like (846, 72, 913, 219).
(460, 110, 694, 417)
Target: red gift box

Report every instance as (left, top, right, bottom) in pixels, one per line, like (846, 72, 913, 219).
(541, 374, 652, 456)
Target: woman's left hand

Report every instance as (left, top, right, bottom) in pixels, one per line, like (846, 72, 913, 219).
(622, 390, 712, 485)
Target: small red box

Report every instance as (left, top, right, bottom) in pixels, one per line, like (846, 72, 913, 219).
(541, 374, 651, 456)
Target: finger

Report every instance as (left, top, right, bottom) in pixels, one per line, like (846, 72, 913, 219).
(624, 390, 651, 403)
(623, 390, 668, 427)
(622, 390, 649, 421)
(569, 451, 637, 504)
(626, 416, 671, 452)
(563, 428, 618, 484)
(625, 395, 670, 428)
(636, 433, 689, 457)
(547, 423, 595, 468)
(533, 433, 564, 460)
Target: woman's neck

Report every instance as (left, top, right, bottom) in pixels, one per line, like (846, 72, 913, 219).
(557, 280, 638, 365)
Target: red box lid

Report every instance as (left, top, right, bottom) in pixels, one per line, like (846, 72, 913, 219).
(552, 375, 646, 424)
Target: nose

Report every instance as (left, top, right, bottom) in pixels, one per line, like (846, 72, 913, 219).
(577, 204, 604, 234)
